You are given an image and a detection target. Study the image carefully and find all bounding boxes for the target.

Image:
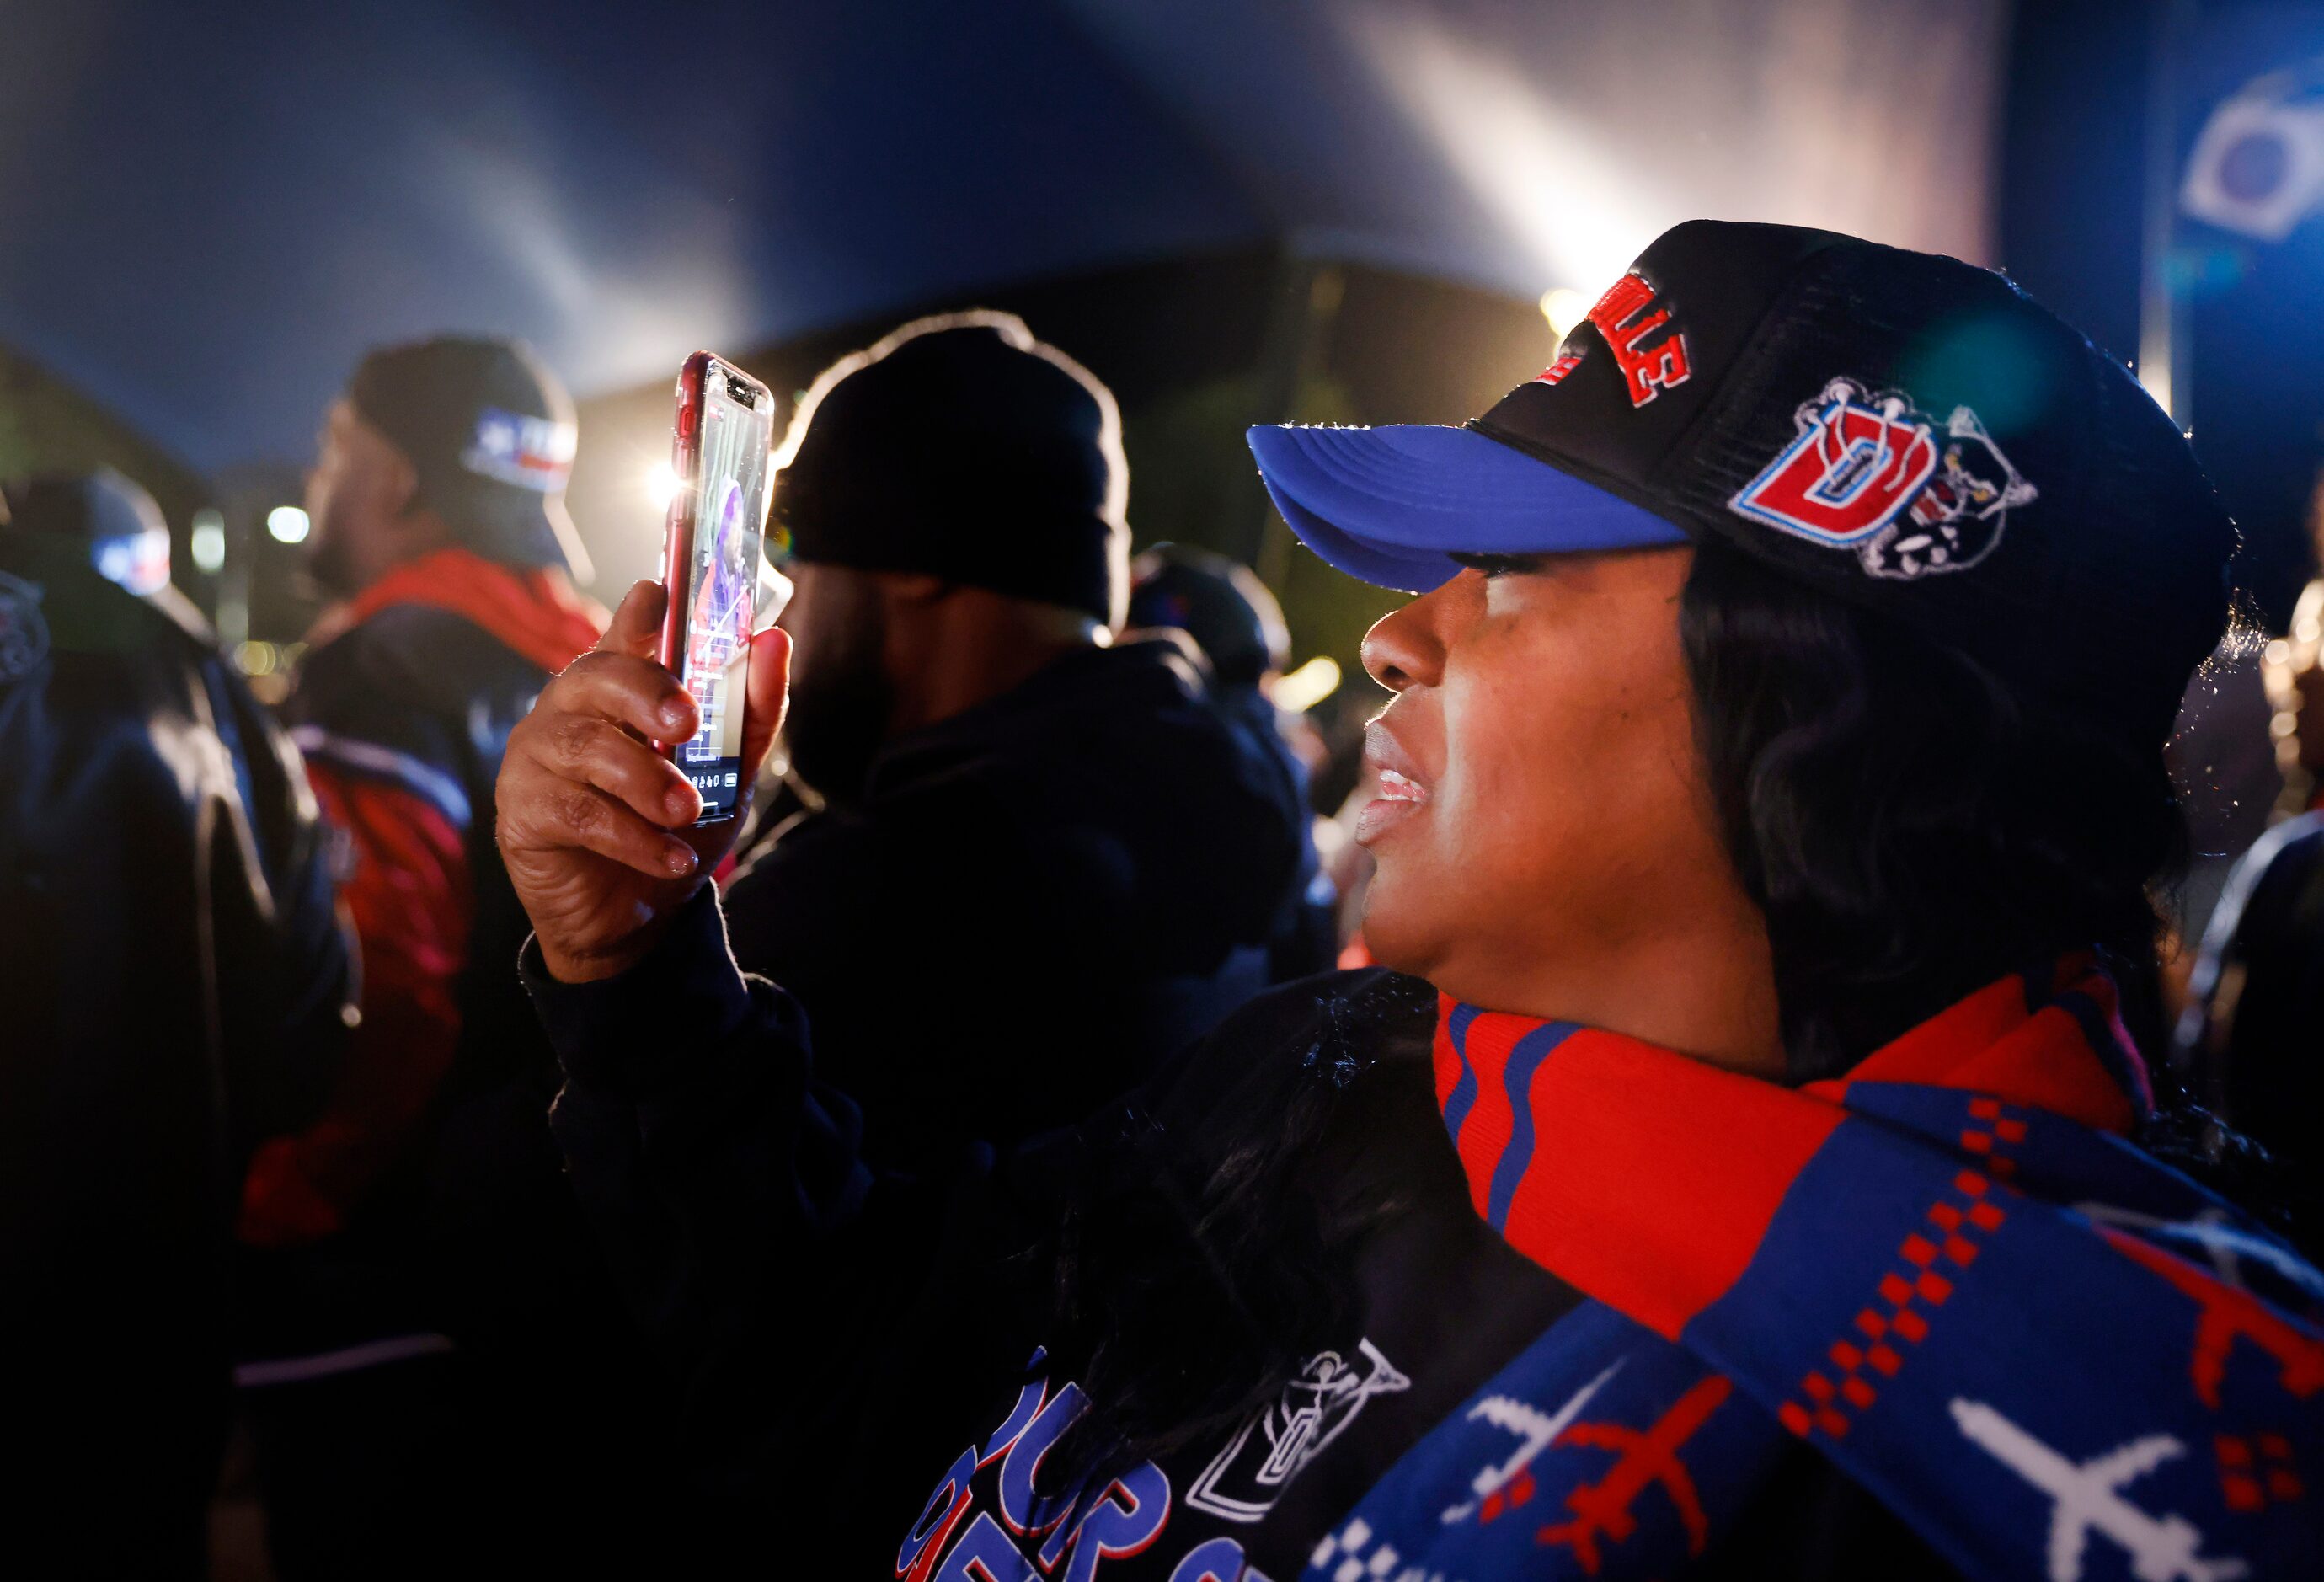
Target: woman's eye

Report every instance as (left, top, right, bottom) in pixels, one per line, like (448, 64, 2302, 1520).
(1454, 553, 1535, 580)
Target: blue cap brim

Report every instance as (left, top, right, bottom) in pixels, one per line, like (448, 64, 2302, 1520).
(1246, 424, 1690, 592)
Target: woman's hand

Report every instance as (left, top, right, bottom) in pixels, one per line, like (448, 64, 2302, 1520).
(496, 579, 790, 983)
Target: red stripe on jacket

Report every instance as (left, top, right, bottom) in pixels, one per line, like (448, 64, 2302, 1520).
(238, 772, 470, 1245)
(334, 546, 603, 676)
(238, 549, 601, 1248)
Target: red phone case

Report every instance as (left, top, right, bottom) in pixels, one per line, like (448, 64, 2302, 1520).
(655, 350, 773, 768)
(654, 350, 718, 714)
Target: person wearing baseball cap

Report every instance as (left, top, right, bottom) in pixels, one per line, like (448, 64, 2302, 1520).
(307, 334, 595, 593)
(491, 224, 2321, 1577)
(236, 336, 618, 1575)
(3, 466, 179, 599)
(717, 311, 1313, 1168)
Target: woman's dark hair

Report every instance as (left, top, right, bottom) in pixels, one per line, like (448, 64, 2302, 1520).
(1676, 536, 2186, 1079)
(1044, 535, 2247, 1484)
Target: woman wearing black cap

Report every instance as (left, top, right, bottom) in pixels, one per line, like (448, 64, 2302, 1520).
(494, 223, 2323, 1579)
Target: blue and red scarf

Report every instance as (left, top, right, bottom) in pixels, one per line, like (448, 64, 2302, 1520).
(1306, 959, 2324, 1580)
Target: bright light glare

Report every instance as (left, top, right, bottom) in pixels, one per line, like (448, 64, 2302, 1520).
(266, 505, 310, 544)
(1342, 5, 1664, 299)
(647, 462, 678, 510)
(190, 510, 226, 574)
(1274, 655, 1343, 714)
(1540, 287, 1590, 339)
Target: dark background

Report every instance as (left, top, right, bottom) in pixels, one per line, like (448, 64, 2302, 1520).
(2002, 0, 2324, 630)
(11, 1, 2324, 709)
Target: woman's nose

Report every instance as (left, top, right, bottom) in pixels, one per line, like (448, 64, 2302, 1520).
(1360, 583, 1451, 694)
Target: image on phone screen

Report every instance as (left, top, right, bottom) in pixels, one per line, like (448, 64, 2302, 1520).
(676, 372, 772, 820)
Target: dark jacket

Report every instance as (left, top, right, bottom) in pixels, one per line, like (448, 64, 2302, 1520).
(238, 552, 676, 1579)
(722, 637, 1310, 1165)
(534, 892, 1955, 1579)
(2180, 810, 2324, 1250)
(0, 532, 350, 1579)
(1211, 679, 1338, 982)
(239, 548, 601, 1304)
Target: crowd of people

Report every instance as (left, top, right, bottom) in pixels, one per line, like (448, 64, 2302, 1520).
(5, 217, 2323, 1579)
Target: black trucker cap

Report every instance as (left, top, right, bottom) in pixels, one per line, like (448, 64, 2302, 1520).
(772, 311, 1130, 627)
(1248, 220, 2236, 743)
(347, 334, 593, 581)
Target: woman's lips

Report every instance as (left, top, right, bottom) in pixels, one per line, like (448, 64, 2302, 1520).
(1356, 726, 1430, 845)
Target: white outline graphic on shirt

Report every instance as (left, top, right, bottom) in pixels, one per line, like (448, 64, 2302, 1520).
(1186, 1339, 1410, 1523)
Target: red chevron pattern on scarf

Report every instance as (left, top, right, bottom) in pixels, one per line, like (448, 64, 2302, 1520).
(1432, 958, 2145, 1340)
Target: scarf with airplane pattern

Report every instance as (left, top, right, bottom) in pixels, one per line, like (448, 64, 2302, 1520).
(1304, 959, 2324, 1580)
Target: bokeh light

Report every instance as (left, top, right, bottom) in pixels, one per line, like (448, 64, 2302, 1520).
(1274, 655, 1342, 714)
(1539, 287, 1590, 339)
(265, 505, 310, 544)
(190, 509, 226, 574)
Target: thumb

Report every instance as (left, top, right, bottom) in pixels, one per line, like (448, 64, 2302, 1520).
(596, 579, 668, 660)
(737, 625, 792, 783)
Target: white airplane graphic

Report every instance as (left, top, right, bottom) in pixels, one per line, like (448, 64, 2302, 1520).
(1439, 1361, 1621, 1525)
(2076, 1200, 2324, 1302)
(1949, 1398, 2248, 1582)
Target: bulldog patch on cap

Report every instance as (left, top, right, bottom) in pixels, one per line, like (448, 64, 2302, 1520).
(1728, 377, 2038, 580)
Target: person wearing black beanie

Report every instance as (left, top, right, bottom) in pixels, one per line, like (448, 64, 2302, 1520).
(772, 309, 1128, 629)
(719, 310, 1315, 1167)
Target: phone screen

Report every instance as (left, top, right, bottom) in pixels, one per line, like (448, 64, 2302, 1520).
(675, 366, 773, 820)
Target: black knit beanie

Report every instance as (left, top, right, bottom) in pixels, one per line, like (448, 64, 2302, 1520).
(772, 312, 1129, 626)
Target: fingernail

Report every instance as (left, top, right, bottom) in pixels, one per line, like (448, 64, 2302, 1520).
(667, 786, 697, 820)
(660, 698, 688, 729)
(665, 843, 697, 876)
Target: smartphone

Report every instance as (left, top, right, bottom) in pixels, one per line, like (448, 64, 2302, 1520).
(656, 351, 776, 823)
